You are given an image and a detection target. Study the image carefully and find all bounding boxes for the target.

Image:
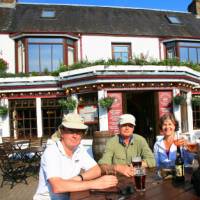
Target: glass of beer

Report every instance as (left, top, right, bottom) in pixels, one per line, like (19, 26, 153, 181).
(173, 134, 186, 147)
(186, 135, 198, 152)
(132, 156, 142, 168)
(134, 167, 146, 192)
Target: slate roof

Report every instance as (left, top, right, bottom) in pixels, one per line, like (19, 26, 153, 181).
(0, 3, 200, 38)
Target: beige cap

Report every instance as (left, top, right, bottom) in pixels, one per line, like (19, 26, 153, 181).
(61, 113, 88, 130)
(119, 114, 136, 126)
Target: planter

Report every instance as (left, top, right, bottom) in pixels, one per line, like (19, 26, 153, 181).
(0, 106, 8, 116)
(98, 97, 115, 109)
(58, 97, 77, 111)
(173, 95, 186, 105)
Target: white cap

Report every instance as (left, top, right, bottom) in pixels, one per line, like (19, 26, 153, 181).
(119, 114, 136, 126)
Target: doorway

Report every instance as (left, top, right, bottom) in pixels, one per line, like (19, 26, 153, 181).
(126, 91, 156, 149)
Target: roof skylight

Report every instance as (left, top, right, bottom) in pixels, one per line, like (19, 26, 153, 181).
(41, 10, 56, 18)
(166, 16, 182, 24)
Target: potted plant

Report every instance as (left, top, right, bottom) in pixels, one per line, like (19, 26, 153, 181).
(58, 97, 77, 111)
(0, 105, 8, 116)
(192, 96, 200, 106)
(98, 96, 115, 109)
(173, 94, 186, 105)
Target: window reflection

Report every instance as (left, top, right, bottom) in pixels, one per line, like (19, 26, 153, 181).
(26, 38, 74, 73)
(112, 44, 131, 62)
(165, 41, 200, 64)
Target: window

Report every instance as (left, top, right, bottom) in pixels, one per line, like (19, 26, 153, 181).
(193, 103, 200, 129)
(112, 43, 131, 62)
(165, 41, 200, 64)
(17, 37, 76, 73)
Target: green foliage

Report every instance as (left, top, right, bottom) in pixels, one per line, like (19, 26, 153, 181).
(98, 97, 115, 109)
(0, 106, 8, 116)
(0, 57, 200, 78)
(58, 97, 77, 111)
(173, 95, 186, 105)
(0, 58, 8, 72)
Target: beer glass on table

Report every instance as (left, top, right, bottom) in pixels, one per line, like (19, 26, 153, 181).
(134, 167, 146, 192)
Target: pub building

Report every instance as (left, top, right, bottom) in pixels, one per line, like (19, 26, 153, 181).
(1, 0, 200, 151)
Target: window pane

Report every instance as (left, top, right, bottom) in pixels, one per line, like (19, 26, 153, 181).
(53, 44, 63, 70)
(40, 44, 51, 72)
(114, 52, 122, 61)
(29, 38, 63, 43)
(167, 48, 175, 59)
(68, 47, 74, 66)
(189, 48, 197, 64)
(198, 49, 200, 64)
(29, 45, 40, 72)
(121, 52, 128, 62)
(179, 42, 200, 47)
(113, 46, 128, 52)
(179, 47, 188, 62)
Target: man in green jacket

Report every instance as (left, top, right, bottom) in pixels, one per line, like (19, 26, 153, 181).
(98, 114, 155, 177)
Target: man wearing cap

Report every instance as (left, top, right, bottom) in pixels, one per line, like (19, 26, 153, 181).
(98, 114, 155, 177)
(33, 113, 118, 200)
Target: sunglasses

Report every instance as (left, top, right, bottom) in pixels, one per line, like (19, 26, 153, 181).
(61, 127, 85, 135)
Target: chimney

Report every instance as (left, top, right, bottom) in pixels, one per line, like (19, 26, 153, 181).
(0, 0, 16, 7)
(188, 0, 200, 18)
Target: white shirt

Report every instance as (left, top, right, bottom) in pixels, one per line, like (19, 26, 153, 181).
(35, 140, 96, 199)
(154, 137, 194, 169)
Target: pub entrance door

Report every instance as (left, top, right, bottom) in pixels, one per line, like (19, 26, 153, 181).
(126, 91, 156, 149)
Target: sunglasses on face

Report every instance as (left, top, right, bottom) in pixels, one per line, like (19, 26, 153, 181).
(61, 127, 85, 135)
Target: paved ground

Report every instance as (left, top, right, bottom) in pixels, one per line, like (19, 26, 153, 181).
(0, 175, 38, 200)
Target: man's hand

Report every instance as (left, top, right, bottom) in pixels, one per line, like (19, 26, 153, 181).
(91, 175, 118, 189)
(114, 164, 134, 177)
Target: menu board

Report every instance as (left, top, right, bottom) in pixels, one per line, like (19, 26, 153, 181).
(158, 91, 173, 117)
(78, 105, 98, 123)
(107, 92, 123, 134)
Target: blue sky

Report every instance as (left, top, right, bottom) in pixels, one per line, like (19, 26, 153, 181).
(19, 0, 192, 12)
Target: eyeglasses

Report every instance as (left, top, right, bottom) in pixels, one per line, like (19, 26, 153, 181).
(61, 127, 85, 135)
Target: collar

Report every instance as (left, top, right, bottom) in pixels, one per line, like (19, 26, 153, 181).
(118, 134, 133, 146)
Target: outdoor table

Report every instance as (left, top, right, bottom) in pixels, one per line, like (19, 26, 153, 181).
(70, 168, 199, 200)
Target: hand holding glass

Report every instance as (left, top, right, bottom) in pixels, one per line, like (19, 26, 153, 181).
(174, 134, 186, 147)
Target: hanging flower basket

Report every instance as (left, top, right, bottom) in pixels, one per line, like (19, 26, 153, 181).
(173, 95, 186, 105)
(0, 106, 8, 116)
(192, 96, 200, 106)
(58, 97, 77, 111)
(98, 97, 115, 109)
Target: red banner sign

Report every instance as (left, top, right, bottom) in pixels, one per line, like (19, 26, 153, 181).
(158, 91, 173, 117)
(108, 92, 123, 134)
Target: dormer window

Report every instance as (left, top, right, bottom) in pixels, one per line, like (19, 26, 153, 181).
(166, 16, 182, 24)
(41, 10, 56, 18)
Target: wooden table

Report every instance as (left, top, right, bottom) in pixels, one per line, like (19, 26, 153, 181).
(70, 168, 199, 200)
